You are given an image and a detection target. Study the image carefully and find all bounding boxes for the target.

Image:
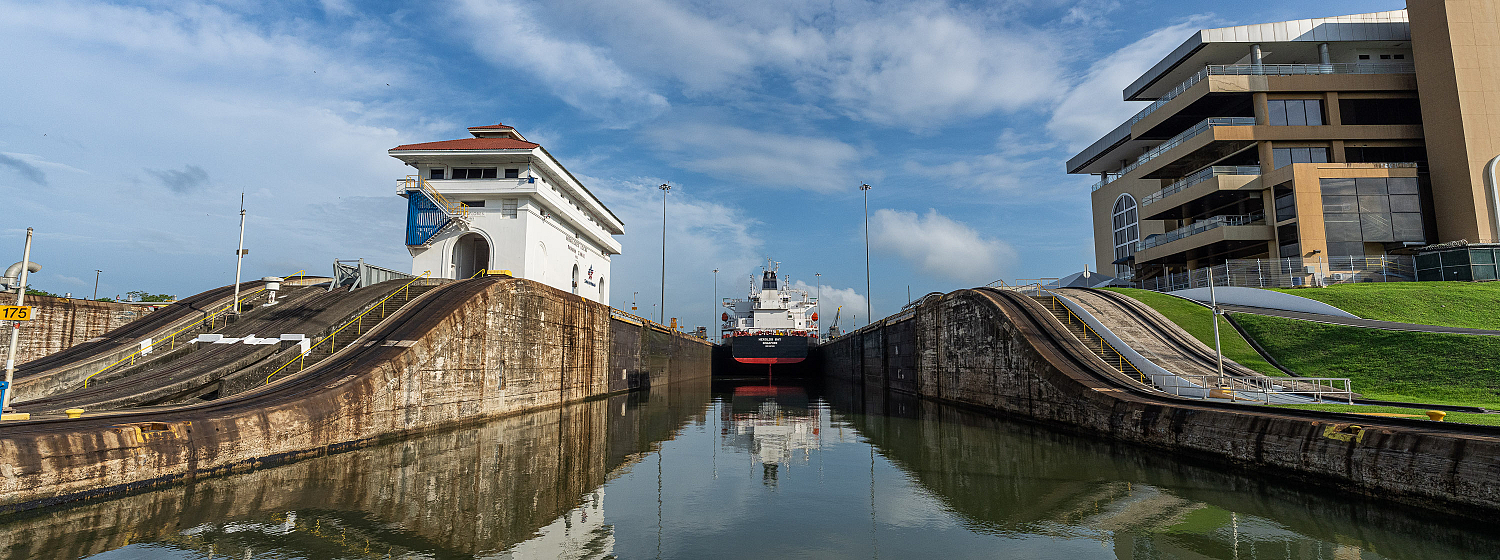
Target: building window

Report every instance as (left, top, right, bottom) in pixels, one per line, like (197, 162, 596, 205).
(1394, 54, 1405, 60)
(1320, 177, 1425, 256)
(504, 168, 520, 178)
(1272, 147, 1328, 169)
(1358, 54, 1370, 60)
(1111, 194, 1139, 277)
(1267, 99, 1323, 126)
(452, 168, 498, 179)
(429, 168, 445, 180)
(1274, 184, 1296, 222)
(460, 200, 485, 208)
(501, 198, 518, 218)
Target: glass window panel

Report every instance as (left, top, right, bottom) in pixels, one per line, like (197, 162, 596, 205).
(1114, 198, 1125, 212)
(1325, 216, 1362, 241)
(1322, 195, 1358, 213)
(1273, 148, 1290, 169)
(429, 168, 444, 180)
(1279, 242, 1302, 258)
(482, 168, 498, 178)
(1305, 100, 1324, 126)
(1387, 177, 1419, 194)
(1311, 148, 1328, 163)
(1327, 241, 1365, 256)
(1320, 177, 1356, 195)
(1392, 213, 1425, 241)
(1268, 100, 1288, 126)
(1291, 148, 1312, 163)
(1355, 177, 1388, 195)
(1361, 213, 1394, 242)
(1390, 194, 1422, 212)
(1126, 224, 1137, 239)
(1125, 208, 1136, 222)
(1358, 195, 1390, 213)
(1471, 249, 1495, 265)
(1286, 100, 1308, 125)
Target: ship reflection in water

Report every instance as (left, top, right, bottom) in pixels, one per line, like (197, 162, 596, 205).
(5, 375, 1500, 559)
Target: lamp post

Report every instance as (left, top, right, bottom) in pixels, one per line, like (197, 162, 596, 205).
(860, 183, 873, 325)
(232, 193, 247, 316)
(815, 272, 821, 333)
(659, 183, 671, 324)
(712, 268, 718, 336)
(92, 270, 102, 301)
(3, 227, 34, 413)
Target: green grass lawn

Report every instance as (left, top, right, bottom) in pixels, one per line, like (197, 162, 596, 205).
(1101, 288, 1284, 377)
(1271, 403, 1500, 427)
(1267, 282, 1500, 330)
(1234, 313, 1500, 409)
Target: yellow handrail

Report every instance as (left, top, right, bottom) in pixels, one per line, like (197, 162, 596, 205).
(1043, 296, 1148, 384)
(401, 176, 469, 220)
(264, 272, 432, 385)
(81, 285, 272, 388)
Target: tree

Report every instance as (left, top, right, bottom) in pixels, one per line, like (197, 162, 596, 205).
(126, 290, 175, 302)
(23, 287, 59, 298)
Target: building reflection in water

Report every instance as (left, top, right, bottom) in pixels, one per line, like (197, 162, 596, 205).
(4, 374, 1500, 559)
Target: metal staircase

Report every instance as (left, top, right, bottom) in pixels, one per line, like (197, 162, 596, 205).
(1029, 294, 1146, 380)
(399, 176, 470, 248)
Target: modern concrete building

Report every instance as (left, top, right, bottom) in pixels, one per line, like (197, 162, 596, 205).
(1071, 4, 1500, 283)
(391, 124, 623, 303)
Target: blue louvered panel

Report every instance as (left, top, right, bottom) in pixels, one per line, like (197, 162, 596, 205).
(406, 191, 451, 246)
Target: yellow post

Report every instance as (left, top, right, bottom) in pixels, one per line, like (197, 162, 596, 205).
(1427, 410, 1447, 421)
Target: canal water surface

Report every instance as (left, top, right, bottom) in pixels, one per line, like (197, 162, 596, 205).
(3, 374, 1496, 559)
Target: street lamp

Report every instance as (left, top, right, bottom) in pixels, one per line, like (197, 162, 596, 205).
(659, 183, 671, 324)
(92, 270, 102, 301)
(860, 183, 872, 325)
(815, 272, 821, 332)
(712, 268, 718, 336)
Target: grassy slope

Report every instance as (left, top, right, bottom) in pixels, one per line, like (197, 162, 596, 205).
(1273, 404, 1500, 426)
(1100, 288, 1283, 377)
(1267, 282, 1500, 330)
(1234, 313, 1500, 409)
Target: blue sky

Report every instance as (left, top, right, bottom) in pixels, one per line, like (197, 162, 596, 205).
(0, 0, 1403, 329)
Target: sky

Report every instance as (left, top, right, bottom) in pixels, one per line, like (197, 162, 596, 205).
(0, 0, 1405, 329)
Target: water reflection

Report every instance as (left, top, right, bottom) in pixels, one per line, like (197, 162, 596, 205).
(3, 374, 1498, 559)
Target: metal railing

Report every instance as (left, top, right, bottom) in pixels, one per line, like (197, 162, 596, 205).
(1091, 117, 1256, 191)
(1154, 373, 1354, 404)
(1140, 166, 1261, 207)
(81, 286, 270, 388)
(1136, 255, 1416, 291)
(1034, 295, 1149, 385)
(1137, 212, 1265, 252)
(398, 175, 469, 220)
(264, 273, 437, 385)
(1127, 62, 1416, 127)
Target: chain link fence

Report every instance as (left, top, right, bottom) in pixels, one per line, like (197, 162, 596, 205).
(1137, 255, 1415, 291)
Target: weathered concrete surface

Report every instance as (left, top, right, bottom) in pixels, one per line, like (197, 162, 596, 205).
(818, 288, 1500, 517)
(0, 378, 709, 560)
(0, 277, 710, 512)
(9, 296, 158, 365)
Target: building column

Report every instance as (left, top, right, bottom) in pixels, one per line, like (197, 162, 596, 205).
(1251, 44, 1264, 66)
(1319, 43, 1330, 65)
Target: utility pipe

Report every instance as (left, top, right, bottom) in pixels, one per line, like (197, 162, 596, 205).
(3, 228, 34, 413)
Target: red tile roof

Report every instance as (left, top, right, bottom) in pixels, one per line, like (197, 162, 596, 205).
(390, 137, 539, 151)
(467, 123, 511, 129)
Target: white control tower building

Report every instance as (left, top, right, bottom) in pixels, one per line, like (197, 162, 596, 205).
(390, 124, 623, 303)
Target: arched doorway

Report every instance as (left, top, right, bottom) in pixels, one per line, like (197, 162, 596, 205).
(571, 264, 580, 294)
(453, 233, 490, 279)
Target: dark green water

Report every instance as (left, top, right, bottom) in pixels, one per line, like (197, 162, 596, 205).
(3, 374, 1496, 559)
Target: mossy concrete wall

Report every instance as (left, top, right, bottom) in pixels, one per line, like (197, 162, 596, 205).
(10, 296, 158, 365)
(0, 278, 710, 512)
(818, 289, 1500, 516)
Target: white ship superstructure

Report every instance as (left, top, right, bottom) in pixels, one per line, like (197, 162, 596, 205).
(721, 261, 818, 365)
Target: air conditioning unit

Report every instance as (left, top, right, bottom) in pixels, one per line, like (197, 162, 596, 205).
(1329, 273, 1350, 282)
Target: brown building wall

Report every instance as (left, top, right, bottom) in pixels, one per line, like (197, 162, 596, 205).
(1409, 0, 1500, 243)
(10, 297, 158, 365)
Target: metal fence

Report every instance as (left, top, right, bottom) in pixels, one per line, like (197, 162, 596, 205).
(1137, 255, 1416, 291)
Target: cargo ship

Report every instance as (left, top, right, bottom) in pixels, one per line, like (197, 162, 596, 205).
(722, 262, 818, 366)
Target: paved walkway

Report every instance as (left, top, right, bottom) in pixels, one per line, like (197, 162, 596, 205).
(1220, 304, 1500, 336)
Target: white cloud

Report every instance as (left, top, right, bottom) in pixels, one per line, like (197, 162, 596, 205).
(451, 0, 670, 127)
(786, 279, 866, 327)
(648, 123, 863, 192)
(903, 129, 1072, 195)
(1046, 18, 1209, 151)
(870, 208, 1016, 284)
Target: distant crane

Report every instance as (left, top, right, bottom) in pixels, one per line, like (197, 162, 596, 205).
(827, 306, 843, 338)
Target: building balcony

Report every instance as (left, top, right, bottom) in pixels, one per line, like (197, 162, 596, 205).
(1140, 166, 1262, 220)
(1136, 212, 1270, 265)
(1091, 118, 1255, 192)
(1127, 63, 1415, 128)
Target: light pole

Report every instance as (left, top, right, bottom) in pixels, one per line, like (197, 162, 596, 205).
(712, 268, 718, 336)
(232, 193, 247, 316)
(815, 272, 822, 333)
(659, 183, 671, 324)
(632, 291, 638, 312)
(860, 183, 872, 325)
(3, 227, 34, 413)
(92, 270, 102, 301)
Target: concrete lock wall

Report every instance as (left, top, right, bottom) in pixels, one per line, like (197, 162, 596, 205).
(0, 278, 711, 512)
(9, 296, 159, 365)
(817, 289, 1500, 516)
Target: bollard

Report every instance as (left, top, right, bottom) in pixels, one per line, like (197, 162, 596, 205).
(1427, 410, 1447, 422)
(64, 408, 85, 419)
